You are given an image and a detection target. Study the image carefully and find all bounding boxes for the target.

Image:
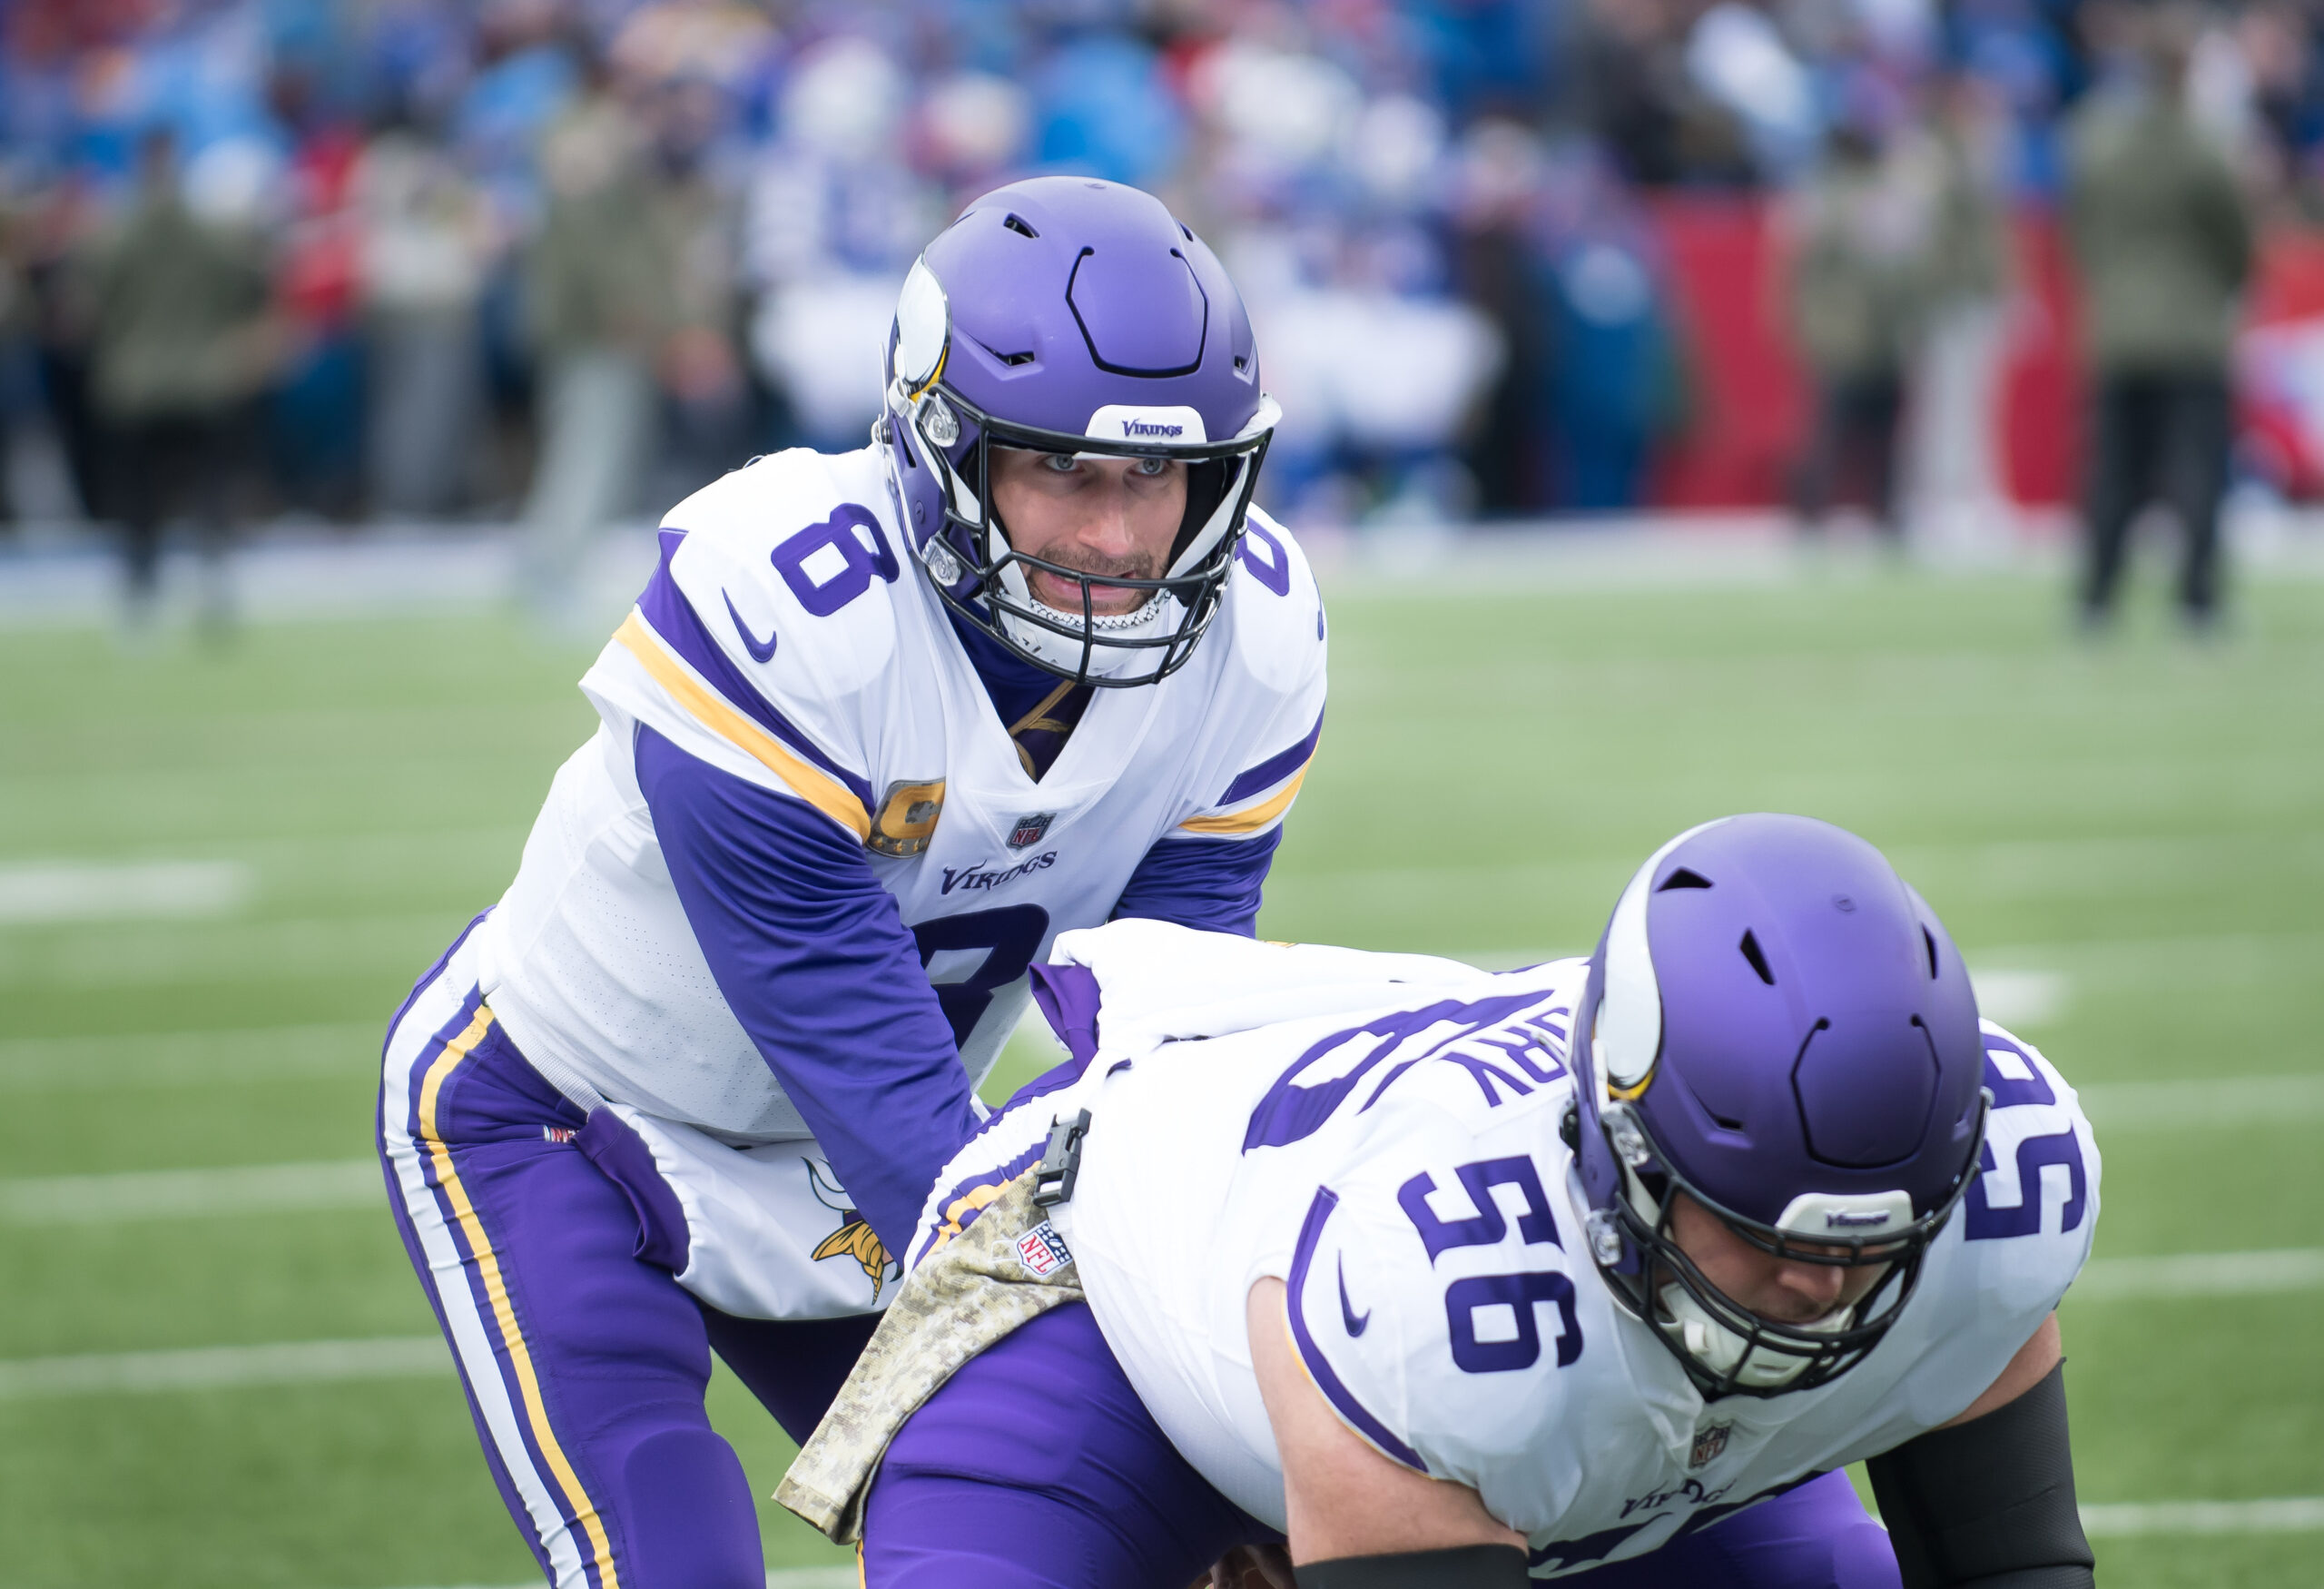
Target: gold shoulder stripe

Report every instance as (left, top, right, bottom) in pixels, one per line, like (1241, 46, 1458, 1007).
(1179, 764, 1309, 836)
(613, 613, 872, 842)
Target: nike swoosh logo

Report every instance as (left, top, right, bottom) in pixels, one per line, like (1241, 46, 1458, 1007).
(724, 590, 778, 663)
(1338, 1257, 1370, 1337)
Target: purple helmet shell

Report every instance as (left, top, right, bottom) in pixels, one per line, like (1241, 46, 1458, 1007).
(881, 176, 1280, 686)
(1571, 814, 1988, 1397)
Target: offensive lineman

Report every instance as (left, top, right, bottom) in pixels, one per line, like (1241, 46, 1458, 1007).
(780, 814, 2100, 1588)
(377, 177, 1324, 1589)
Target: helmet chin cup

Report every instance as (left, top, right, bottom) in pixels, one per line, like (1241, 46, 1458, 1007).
(1656, 1278, 1852, 1391)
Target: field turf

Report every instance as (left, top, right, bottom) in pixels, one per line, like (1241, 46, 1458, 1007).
(1, 558, 2319, 1586)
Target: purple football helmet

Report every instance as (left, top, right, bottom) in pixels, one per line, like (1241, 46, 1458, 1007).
(880, 176, 1280, 686)
(1570, 814, 1989, 1398)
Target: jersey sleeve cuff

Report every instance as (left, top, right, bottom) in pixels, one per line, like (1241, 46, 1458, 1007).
(1285, 1186, 1429, 1473)
(1180, 706, 1324, 837)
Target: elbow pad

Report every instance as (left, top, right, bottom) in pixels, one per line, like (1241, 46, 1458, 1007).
(1294, 1545, 1530, 1589)
(1867, 1359, 2095, 1589)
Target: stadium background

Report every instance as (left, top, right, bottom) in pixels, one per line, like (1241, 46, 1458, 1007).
(4, 1, 2323, 1586)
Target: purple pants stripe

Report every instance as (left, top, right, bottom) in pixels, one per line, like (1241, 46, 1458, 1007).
(379, 938, 876, 1589)
(860, 1301, 1902, 1588)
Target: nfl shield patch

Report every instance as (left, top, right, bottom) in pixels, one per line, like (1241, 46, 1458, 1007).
(1008, 812, 1055, 850)
(1689, 1422, 1731, 1469)
(1015, 1220, 1073, 1278)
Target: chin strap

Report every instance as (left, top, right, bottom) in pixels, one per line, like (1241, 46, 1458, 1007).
(1866, 1359, 2094, 1588)
(1292, 1546, 1530, 1588)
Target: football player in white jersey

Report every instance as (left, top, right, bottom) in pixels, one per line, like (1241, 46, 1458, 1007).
(786, 814, 2099, 1589)
(377, 177, 1325, 1589)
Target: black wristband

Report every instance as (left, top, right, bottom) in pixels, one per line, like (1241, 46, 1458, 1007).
(1866, 1359, 2095, 1589)
(1293, 1545, 1531, 1589)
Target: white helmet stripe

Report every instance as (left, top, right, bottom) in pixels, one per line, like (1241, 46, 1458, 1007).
(1597, 817, 1734, 1098)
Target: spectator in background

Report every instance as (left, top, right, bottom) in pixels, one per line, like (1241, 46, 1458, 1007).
(268, 68, 368, 521)
(0, 178, 34, 526)
(742, 36, 939, 452)
(89, 128, 277, 637)
(1779, 119, 1928, 540)
(520, 64, 668, 623)
(22, 176, 111, 525)
(2066, 5, 2253, 634)
(639, 70, 749, 509)
(1900, 68, 2015, 554)
(1538, 140, 1684, 511)
(355, 104, 490, 518)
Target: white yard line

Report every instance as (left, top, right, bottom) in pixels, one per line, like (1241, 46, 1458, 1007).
(0, 859, 251, 924)
(2081, 1497, 2324, 1535)
(0, 1022, 379, 1091)
(0, 1160, 380, 1225)
(2076, 1074, 2324, 1130)
(2072, 1248, 2324, 1301)
(0, 1337, 449, 1400)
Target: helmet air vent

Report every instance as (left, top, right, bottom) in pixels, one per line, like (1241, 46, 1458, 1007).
(1738, 930, 1776, 986)
(1659, 868, 1713, 892)
(1922, 925, 1940, 978)
(1000, 350, 1037, 366)
(1002, 212, 1039, 238)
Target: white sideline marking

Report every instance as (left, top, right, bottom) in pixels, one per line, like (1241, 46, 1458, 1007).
(2081, 1497, 2324, 1535)
(0, 1336, 449, 1400)
(0, 1159, 380, 1225)
(0, 1022, 377, 1091)
(0, 860, 251, 924)
(2073, 1248, 2324, 1300)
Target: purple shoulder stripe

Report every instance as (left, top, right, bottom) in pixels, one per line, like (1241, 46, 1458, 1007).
(1219, 707, 1324, 806)
(1285, 1186, 1428, 1472)
(638, 529, 876, 814)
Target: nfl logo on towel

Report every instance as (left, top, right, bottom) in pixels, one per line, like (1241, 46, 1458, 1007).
(1016, 1221, 1073, 1278)
(1689, 1422, 1730, 1469)
(1009, 812, 1055, 850)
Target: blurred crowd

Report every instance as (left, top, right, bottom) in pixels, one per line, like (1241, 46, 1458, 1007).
(0, 0, 2313, 624)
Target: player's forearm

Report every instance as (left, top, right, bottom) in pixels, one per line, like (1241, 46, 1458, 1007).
(637, 726, 980, 1253)
(1866, 1355, 2093, 1589)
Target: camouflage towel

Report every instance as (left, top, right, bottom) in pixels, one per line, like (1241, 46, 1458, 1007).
(775, 1170, 1083, 1542)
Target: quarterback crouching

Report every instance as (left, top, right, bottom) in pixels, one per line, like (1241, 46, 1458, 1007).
(378, 176, 1324, 1589)
(777, 814, 2100, 1588)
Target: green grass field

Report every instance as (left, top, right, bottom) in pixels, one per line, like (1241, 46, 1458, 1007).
(2, 559, 2319, 1586)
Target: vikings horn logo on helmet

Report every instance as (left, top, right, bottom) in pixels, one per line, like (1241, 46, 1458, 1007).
(805, 1160, 898, 1302)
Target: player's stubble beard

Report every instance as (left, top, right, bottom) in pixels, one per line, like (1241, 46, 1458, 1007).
(1025, 545, 1165, 618)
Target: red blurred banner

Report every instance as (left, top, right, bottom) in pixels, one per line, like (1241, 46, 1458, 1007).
(1643, 194, 2324, 509)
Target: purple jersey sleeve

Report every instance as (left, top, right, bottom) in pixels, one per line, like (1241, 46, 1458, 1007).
(1110, 826, 1282, 936)
(633, 725, 979, 1258)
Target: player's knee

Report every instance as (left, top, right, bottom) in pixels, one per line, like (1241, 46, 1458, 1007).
(614, 1427, 763, 1589)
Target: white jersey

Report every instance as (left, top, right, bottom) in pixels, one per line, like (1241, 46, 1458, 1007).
(922, 921, 2099, 1574)
(461, 448, 1324, 1317)
(474, 445, 1324, 1138)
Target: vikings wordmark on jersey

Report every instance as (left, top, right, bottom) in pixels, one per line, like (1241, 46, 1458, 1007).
(455, 446, 1326, 1316)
